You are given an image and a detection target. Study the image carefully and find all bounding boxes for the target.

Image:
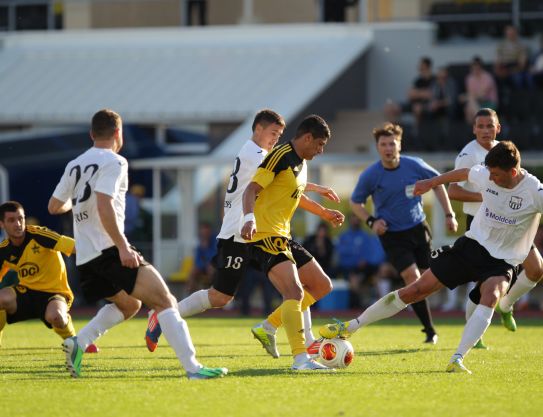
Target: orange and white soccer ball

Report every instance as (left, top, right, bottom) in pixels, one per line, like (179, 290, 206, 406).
(318, 338, 354, 368)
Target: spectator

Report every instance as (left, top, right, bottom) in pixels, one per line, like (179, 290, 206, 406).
(303, 222, 335, 277)
(530, 33, 543, 90)
(495, 25, 530, 89)
(384, 56, 436, 129)
(124, 184, 152, 258)
(336, 215, 386, 308)
(429, 67, 458, 120)
(186, 222, 217, 294)
(461, 56, 498, 123)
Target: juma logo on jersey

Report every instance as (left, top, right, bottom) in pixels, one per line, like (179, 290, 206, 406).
(19, 262, 39, 278)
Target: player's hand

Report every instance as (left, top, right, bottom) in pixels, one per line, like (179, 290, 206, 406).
(240, 221, 256, 241)
(315, 185, 340, 203)
(413, 179, 434, 196)
(322, 209, 344, 227)
(446, 215, 458, 233)
(119, 246, 140, 268)
(373, 219, 388, 236)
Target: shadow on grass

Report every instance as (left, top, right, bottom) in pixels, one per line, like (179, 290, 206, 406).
(360, 347, 449, 356)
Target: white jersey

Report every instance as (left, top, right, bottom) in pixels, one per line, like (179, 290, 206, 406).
(52, 147, 128, 265)
(217, 140, 267, 243)
(466, 165, 543, 266)
(454, 139, 498, 216)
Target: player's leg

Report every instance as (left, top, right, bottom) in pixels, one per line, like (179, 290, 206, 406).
(497, 247, 543, 331)
(464, 285, 488, 349)
(267, 260, 328, 370)
(0, 309, 5, 346)
(320, 269, 444, 338)
(132, 264, 227, 379)
(0, 287, 17, 346)
(448, 275, 509, 374)
(146, 239, 247, 352)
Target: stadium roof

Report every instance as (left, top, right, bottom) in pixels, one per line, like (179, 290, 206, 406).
(0, 24, 373, 126)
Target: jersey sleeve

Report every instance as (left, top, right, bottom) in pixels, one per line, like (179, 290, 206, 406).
(251, 167, 276, 190)
(534, 181, 543, 213)
(467, 164, 487, 192)
(52, 163, 76, 203)
(94, 158, 124, 197)
(351, 170, 372, 204)
(27, 226, 75, 256)
(415, 157, 440, 179)
(251, 146, 289, 189)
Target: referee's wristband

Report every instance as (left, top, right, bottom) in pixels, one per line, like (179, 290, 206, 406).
(366, 216, 376, 228)
(445, 213, 455, 218)
(243, 213, 256, 223)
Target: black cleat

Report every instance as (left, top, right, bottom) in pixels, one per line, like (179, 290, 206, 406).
(422, 329, 438, 344)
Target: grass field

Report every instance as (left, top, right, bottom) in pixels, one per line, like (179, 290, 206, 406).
(1, 315, 542, 417)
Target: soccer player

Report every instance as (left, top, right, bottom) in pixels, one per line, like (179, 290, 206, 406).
(321, 141, 543, 374)
(241, 114, 335, 370)
(0, 201, 98, 352)
(347, 122, 457, 344)
(145, 110, 344, 359)
(48, 109, 227, 380)
(448, 108, 543, 339)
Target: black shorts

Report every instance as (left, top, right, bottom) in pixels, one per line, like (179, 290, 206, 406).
(249, 238, 313, 275)
(430, 236, 516, 290)
(7, 286, 68, 328)
(77, 246, 149, 303)
(379, 222, 432, 273)
(211, 237, 251, 297)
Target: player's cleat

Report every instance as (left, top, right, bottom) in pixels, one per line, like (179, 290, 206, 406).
(495, 303, 517, 332)
(62, 336, 83, 378)
(422, 329, 438, 344)
(85, 343, 99, 354)
(292, 358, 334, 371)
(187, 367, 228, 380)
(251, 324, 279, 358)
(446, 357, 472, 374)
(319, 318, 351, 339)
(473, 338, 488, 350)
(306, 338, 323, 358)
(145, 310, 162, 352)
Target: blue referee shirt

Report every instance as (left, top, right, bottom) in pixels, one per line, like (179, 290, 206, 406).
(351, 156, 439, 232)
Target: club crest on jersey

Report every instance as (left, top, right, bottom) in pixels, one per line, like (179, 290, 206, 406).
(509, 196, 522, 210)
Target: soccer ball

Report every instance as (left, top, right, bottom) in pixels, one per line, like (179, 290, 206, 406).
(318, 338, 354, 368)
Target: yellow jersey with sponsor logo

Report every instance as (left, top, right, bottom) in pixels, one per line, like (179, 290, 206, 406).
(0, 225, 74, 304)
(250, 142, 307, 243)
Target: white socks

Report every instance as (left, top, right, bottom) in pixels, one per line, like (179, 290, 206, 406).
(77, 303, 124, 350)
(178, 289, 212, 317)
(453, 304, 493, 359)
(465, 298, 477, 321)
(157, 307, 201, 373)
(303, 308, 316, 345)
(499, 270, 538, 312)
(347, 290, 408, 333)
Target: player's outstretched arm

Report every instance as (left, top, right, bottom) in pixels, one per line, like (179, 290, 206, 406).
(413, 168, 470, 196)
(305, 183, 340, 203)
(448, 183, 483, 203)
(298, 194, 344, 227)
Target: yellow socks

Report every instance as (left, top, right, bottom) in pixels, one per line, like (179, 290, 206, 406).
(53, 314, 76, 340)
(267, 289, 316, 329)
(280, 299, 306, 356)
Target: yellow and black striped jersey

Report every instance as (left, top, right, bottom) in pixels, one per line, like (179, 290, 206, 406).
(250, 142, 307, 241)
(0, 225, 74, 303)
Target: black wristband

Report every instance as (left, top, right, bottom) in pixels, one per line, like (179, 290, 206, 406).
(366, 216, 376, 228)
(445, 213, 455, 218)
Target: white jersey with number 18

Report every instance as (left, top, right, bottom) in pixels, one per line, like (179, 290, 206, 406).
(217, 140, 267, 243)
(52, 147, 128, 265)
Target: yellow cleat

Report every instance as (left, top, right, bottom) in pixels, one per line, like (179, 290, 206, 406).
(446, 358, 472, 374)
(319, 318, 351, 339)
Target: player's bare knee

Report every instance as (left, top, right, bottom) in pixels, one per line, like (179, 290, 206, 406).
(209, 291, 232, 308)
(118, 298, 142, 319)
(525, 268, 543, 283)
(46, 312, 67, 328)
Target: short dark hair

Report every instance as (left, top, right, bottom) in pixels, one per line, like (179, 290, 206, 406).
(91, 109, 122, 139)
(294, 115, 330, 140)
(485, 141, 520, 171)
(372, 122, 403, 142)
(474, 108, 499, 123)
(251, 109, 285, 132)
(421, 56, 432, 68)
(0, 200, 24, 221)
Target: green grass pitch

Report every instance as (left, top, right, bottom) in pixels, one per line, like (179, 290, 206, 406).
(1, 316, 542, 417)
